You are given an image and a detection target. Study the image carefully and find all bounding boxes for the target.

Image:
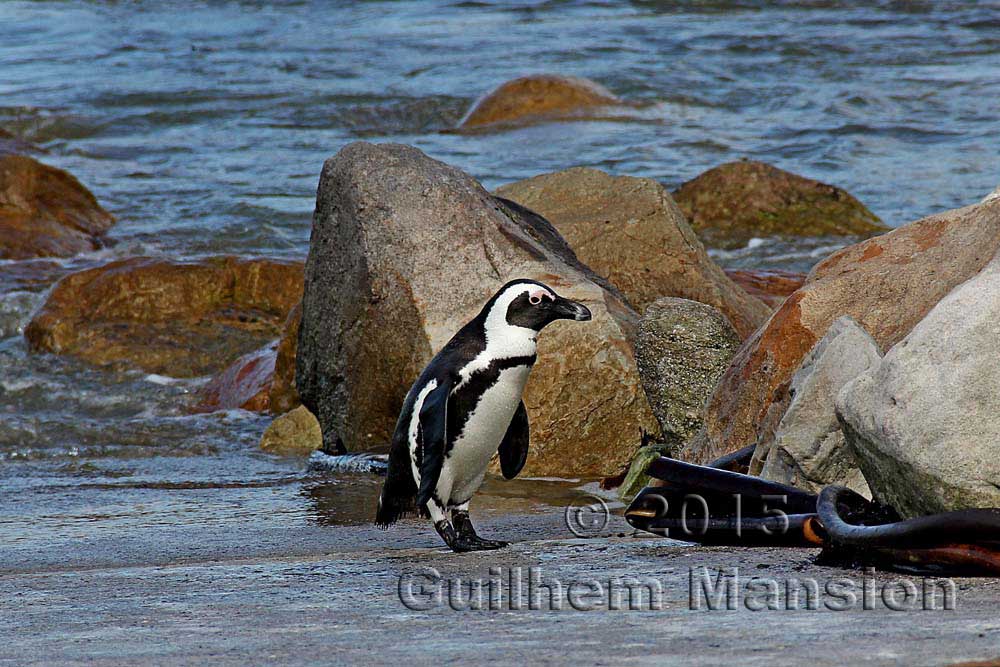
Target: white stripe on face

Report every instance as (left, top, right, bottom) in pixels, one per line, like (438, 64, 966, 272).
(456, 283, 543, 389)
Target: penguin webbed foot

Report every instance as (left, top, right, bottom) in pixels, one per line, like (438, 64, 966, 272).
(435, 516, 508, 553)
(452, 511, 509, 551)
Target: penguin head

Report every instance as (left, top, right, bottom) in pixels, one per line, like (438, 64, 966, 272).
(486, 279, 592, 332)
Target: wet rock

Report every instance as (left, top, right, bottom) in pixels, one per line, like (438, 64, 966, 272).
(837, 252, 1000, 517)
(458, 75, 621, 130)
(496, 167, 769, 339)
(25, 256, 303, 377)
(724, 269, 806, 310)
(673, 160, 887, 250)
(634, 298, 740, 450)
(193, 343, 277, 413)
(0, 154, 115, 259)
(297, 142, 657, 477)
(751, 316, 878, 497)
(619, 443, 670, 501)
(682, 196, 1000, 464)
(260, 405, 322, 456)
(270, 302, 302, 414)
(195, 301, 303, 414)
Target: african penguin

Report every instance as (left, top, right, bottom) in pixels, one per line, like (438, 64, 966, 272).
(375, 279, 592, 552)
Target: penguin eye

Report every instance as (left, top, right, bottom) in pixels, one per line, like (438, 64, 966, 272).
(529, 295, 542, 305)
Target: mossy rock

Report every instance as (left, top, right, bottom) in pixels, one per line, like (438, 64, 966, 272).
(260, 405, 322, 456)
(673, 160, 887, 249)
(619, 444, 672, 502)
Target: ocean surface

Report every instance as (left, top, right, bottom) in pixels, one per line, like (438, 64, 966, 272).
(1, 1, 998, 563)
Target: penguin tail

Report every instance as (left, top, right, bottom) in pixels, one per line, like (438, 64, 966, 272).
(375, 491, 414, 528)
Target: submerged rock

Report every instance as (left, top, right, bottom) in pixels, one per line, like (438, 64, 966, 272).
(194, 302, 302, 414)
(0, 129, 40, 155)
(0, 154, 115, 259)
(838, 252, 1000, 517)
(458, 75, 621, 130)
(752, 316, 879, 497)
(634, 298, 740, 450)
(260, 405, 323, 456)
(724, 269, 806, 310)
(683, 195, 1000, 465)
(296, 142, 657, 477)
(496, 167, 769, 338)
(25, 256, 303, 377)
(194, 342, 277, 413)
(673, 160, 886, 250)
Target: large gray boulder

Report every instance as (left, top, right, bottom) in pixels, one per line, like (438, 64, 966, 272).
(634, 298, 741, 450)
(752, 316, 879, 497)
(837, 253, 1000, 517)
(296, 142, 658, 478)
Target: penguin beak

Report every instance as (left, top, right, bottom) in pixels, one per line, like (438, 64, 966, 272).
(552, 296, 592, 322)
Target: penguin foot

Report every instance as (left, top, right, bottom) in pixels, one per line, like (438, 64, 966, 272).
(435, 519, 509, 552)
(451, 510, 508, 549)
(467, 536, 509, 550)
(450, 536, 508, 552)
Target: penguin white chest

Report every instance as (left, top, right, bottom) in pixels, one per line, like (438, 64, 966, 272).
(447, 364, 531, 485)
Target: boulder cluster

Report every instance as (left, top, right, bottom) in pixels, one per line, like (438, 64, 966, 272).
(6, 73, 999, 521)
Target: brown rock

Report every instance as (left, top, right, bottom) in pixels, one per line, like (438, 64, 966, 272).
(0, 154, 115, 259)
(193, 343, 277, 413)
(194, 301, 302, 414)
(270, 302, 302, 414)
(496, 168, 769, 339)
(297, 142, 658, 477)
(25, 256, 303, 378)
(458, 75, 621, 130)
(673, 160, 887, 249)
(260, 405, 322, 456)
(724, 269, 806, 310)
(682, 197, 1000, 464)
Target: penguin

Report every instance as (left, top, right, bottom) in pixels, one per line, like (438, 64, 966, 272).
(375, 279, 592, 552)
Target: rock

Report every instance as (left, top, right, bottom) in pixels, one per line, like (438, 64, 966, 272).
(25, 256, 303, 377)
(296, 142, 658, 477)
(751, 316, 878, 497)
(673, 160, 887, 250)
(724, 269, 806, 310)
(0, 154, 115, 259)
(195, 301, 303, 414)
(682, 196, 1000, 465)
(193, 343, 277, 413)
(837, 252, 1000, 517)
(260, 405, 322, 456)
(983, 185, 1000, 205)
(496, 168, 769, 339)
(270, 302, 302, 414)
(458, 75, 621, 130)
(619, 443, 671, 502)
(634, 298, 740, 450)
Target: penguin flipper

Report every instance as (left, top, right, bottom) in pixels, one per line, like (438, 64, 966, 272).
(498, 400, 530, 480)
(415, 377, 452, 507)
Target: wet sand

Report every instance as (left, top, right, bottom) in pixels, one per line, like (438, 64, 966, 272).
(3, 478, 1000, 667)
